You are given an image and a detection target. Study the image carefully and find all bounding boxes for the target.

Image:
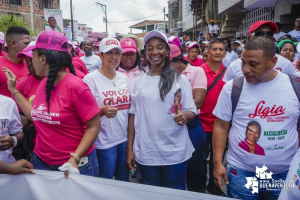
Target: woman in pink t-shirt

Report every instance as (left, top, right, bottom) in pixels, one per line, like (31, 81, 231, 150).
(3, 31, 100, 178)
(169, 43, 208, 192)
(184, 42, 203, 67)
(117, 38, 146, 87)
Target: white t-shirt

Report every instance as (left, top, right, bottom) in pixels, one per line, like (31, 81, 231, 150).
(83, 71, 130, 149)
(278, 148, 300, 200)
(223, 51, 238, 67)
(80, 54, 102, 72)
(0, 95, 23, 163)
(213, 72, 299, 174)
(274, 31, 286, 41)
(223, 54, 297, 82)
(129, 73, 196, 165)
(288, 29, 300, 41)
(208, 24, 219, 34)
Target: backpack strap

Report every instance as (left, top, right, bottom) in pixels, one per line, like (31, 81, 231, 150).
(231, 76, 244, 116)
(207, 67, 227, 93)
(288, 74, 300, 130)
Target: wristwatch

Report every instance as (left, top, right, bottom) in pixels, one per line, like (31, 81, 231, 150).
(12, 136, 17, 147)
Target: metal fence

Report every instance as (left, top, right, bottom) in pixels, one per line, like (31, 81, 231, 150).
(2, 0, 22, 5)
(237, 7, 274, 36)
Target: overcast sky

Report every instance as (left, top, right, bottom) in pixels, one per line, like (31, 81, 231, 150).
(60, 0, 169, 37)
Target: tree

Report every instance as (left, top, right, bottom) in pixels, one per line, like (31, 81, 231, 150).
(0, 14, 40, 36)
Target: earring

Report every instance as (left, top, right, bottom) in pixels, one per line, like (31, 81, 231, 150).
(167, 54, 169, 57)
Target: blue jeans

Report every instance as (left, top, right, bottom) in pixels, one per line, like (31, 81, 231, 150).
(137, 160, 188, 190)
(96, 141, 129, 181)
(186, 116, 208, 192)
(227, 163, 288, 200)
(31, 149, 99, 177)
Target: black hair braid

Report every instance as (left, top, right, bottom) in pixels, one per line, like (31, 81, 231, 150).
(67, 63, 77, 76)
(45, 62, 60, 113)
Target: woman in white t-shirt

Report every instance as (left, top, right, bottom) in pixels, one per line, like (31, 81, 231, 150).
(126, 30, 197, 190)
(83, 38, 130, 182)
(223, 37, 238, 67)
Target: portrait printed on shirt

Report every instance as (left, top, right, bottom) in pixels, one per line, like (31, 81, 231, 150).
(238, 121, 265, 156)
(168, 88, 182, 115)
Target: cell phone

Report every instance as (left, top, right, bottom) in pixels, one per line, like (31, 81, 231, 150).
(78, 157, 89, 167)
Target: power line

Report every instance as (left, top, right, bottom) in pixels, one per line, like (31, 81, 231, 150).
(75, 6, 99, 17)
(74, 3, 96, 16)
(103, 0, 163, 10)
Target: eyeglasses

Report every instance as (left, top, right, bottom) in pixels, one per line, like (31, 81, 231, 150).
(122, 52, 136, 57)
(254, 31, 274, 38)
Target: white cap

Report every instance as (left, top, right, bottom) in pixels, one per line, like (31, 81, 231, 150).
(187, 41, 199, 49)
(232, 40, 242, 46)
(297, 42, 300, 54)
(0, 32, 5, 44)
(100, 38, 124, 53)
(144, 30, 168, 44)
(185, 41, 192, 47)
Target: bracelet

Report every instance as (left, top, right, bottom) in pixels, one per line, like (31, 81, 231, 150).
(12, 136, 17, 147)
(70, 153, 80, 164)
(13, 91, 20, 97)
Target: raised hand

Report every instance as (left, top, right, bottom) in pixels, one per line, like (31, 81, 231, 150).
(101, 97, 118, 118)
(174, 101, 187, 126)
(2, 67, 18, 94)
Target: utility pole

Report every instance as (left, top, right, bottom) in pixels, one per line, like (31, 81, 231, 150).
(96, 2, 108, 34)
(70, 0, 74, 40)
(163, 7, 166, 33)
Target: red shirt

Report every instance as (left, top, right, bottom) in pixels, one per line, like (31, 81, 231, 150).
(0, 51, 7, 57)
(66, 68, 86, 79)
(17, 75, 41, 103)
(32, 73, 100, 165)
(199, 62, 226, 132)
(72, 57, 89, 74)
(0, 57, 29, 97)
(184, 56, 203, 67)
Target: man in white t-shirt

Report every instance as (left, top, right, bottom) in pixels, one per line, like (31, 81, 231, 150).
(274, 22, 286, 42)
(80, 40, 102, 72)
(223, 20, 296, 82)
(0, 95, 24, 163)
(213, 36, 299, 199)
(208, 20, 219, 36)
(288, 18, 300, 42)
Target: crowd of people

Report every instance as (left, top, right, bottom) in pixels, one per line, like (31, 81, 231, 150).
(0, 17, 300, 200)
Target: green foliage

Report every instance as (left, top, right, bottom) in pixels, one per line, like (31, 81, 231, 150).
(0, 14, 40, 36)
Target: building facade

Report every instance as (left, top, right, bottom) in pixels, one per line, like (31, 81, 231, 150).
(0, 0, 60, 32)
(218, 0, 300, 38)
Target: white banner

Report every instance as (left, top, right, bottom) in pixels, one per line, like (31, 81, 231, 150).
(0, 170, 231, 200)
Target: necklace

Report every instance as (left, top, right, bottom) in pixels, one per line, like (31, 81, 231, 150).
(99, 69, 117, 87)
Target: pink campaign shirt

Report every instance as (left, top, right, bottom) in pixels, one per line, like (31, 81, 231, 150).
(117, 66, 146, 87)
(31, 73, 100, 165)
(184, 56, 203, 67)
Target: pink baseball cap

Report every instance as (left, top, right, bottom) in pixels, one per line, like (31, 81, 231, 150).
(99, 38, 124, 53)
(16, 41, 36, 58)
(187, 42, 199, 50)
(0, 32, 5, 44)
(120, 38, 137, 53)
(26, 31, 69, 53)
(168, 36, 181, 48)
(169, 43, 181, 61)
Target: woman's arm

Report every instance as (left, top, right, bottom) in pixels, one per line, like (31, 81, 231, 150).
(126, 114, 136, 170)
(67, 113, 101, 169)
(192, 88, 207, 108)
(2, 68, 33, 121)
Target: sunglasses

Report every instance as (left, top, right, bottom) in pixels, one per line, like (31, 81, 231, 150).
(254, 31, 274, 37)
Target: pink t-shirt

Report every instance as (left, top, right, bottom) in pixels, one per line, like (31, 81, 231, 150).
(66, 68, 86, 79)
(182, 64, 207, 89)
(17, 75, 41, 103)
(117, 66, 146, 87)
(0, 57, 29, 97)
(184, 56, 203, 67)
(0, 51, 7, 57)
(31, 73, 100, 165)
(72, 57, 89, 74)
